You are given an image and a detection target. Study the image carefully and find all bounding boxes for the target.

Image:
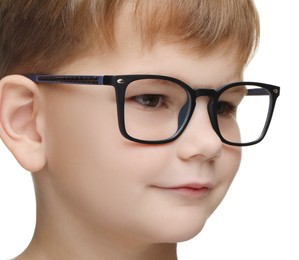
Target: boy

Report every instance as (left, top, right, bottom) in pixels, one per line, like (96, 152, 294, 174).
(0, 0, 280, 259)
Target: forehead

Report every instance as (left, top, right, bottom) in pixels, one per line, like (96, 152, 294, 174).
(100, 6, 240, 87)
(105, 0, 258, 70)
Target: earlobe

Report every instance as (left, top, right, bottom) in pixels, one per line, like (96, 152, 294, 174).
(0, 75, 46, 172)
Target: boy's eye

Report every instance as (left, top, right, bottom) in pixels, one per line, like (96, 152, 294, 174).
(216, 101, 236, 117)
(133, 94, 166, 108)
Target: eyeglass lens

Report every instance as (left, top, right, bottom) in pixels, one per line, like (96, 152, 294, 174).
(123, 78, 271, 144)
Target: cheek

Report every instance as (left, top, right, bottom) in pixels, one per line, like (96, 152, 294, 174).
(43, 85, 119, 165)
(42, 86, 128, 201)
(211, 145, 242, 208)
(42, 87, 161, 227)
(221, 145, 242, 184)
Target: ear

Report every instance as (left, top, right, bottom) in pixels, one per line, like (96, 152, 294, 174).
(0, 75, 46, 172)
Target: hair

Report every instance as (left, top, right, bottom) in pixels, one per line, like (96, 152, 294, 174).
(0, 0, 259, 78)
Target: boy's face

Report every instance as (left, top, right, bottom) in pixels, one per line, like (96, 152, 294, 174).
(37, 18, 242, 244)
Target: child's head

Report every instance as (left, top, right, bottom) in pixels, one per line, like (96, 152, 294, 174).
(1, 1, 279, 258)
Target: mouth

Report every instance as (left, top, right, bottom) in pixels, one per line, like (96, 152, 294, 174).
(153, 183, 212, 198)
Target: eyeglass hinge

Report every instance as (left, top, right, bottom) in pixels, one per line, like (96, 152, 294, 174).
(117, 78, 125, 84)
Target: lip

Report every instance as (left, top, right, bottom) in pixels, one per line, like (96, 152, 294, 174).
(153, 183, 212, 198)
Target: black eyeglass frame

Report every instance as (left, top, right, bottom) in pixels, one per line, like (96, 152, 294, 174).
(26, 74, 280, 146)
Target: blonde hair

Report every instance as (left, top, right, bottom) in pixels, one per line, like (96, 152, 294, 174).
(0, 0, 259, 78)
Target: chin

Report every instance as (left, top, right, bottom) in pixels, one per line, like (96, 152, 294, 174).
(174, 223, 206, 243)
(153, 218, 207, 244)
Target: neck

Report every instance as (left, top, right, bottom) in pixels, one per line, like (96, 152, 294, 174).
(18, 235, 177, 260)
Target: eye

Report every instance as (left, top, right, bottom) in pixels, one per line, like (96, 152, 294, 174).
(217, 101, 236, 117)
(133, 94, 166, 108)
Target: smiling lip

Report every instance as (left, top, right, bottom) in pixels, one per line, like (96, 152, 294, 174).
(154, 183, 212, 198)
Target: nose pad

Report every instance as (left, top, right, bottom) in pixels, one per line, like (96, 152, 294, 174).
(176, 99, 222, 161)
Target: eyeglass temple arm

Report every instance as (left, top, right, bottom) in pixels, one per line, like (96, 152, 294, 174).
(25, 75, 105, 85)
(247, 88, 270, 96)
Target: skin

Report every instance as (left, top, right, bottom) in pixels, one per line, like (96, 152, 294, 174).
(0, 10, 242, 260)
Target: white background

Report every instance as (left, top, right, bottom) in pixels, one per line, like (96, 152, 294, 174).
(1, 1, 298, 259)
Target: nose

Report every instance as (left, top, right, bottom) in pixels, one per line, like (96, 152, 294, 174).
(176, 98, 222, 162)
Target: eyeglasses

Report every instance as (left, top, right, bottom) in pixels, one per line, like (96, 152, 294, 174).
(26, 74, 280, 146)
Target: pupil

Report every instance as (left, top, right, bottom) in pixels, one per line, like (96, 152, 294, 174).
(138, 95, 160, 107)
